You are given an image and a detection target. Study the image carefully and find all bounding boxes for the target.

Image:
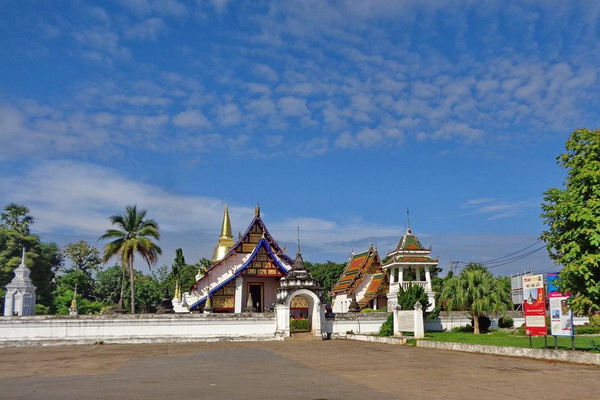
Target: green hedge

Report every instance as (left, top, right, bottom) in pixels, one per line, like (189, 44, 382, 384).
(290, 318, 309, 332)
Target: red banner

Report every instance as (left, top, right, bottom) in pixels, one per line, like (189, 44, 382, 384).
(522, 274, 547, 336)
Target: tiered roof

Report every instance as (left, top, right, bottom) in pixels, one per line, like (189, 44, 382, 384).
(358, 272, 387, 308)
(331, 246, 387, 306)
(383, 227, 438, 267)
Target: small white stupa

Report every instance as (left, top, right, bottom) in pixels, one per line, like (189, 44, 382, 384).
(3, 248, 37, 316)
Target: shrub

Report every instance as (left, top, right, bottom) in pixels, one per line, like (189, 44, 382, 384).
(361, 307, 387, 313)
(290, 318, 309, 332)
(34, 304, 49, 315)
(575, 325, 600, 335)
(379, 313, 394, 336)
(397, 284, 430, 312)
(452, 325, 474, 333)
(498, 316, 514, 328)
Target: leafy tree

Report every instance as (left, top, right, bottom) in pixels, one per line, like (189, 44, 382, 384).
(397, 283, 430, 312)
(195, 257, 212, 274)
(1, 203, 34, 234)
(0, 226, 62, 310)
(93, 265, 160, 313)
(440, 263, 510, 334)
(135, 272, 161, 313)
(99, 205, 162, 314)
(94, 264, 124, 306)
(541, 128, 600, 316)
(62, 241, 101, 277)
(155, 250, 203, 298)
(305, 260, 345, 304)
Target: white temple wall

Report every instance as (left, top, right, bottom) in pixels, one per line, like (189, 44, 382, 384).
(0, 315, 279, 345)
(331, 294, 350, 313)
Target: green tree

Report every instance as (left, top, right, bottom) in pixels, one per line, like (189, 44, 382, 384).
(135, 272, 161, 313)
(541, 128, 600, 316)
(440, 263, 509, 334)
(63, 241, 101, 277)
(1, 203, 34, 234)
(52, 270, 104, 315)
(94, 264, 124, 306)
(397, 283, 430, 312)
(99, 205, 162, 314)
(60, 241, 102, 301)
(94, 265, 160, 313)
(155, 250, 203, 298)
(305, 260, 345, 304)
(0, 226, 62, 310)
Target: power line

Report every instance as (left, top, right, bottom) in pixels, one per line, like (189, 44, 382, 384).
(454, 240, 547, 269)
(479, 240, 542, 264)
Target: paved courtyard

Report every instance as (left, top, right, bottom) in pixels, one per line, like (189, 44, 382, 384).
(0, 340, 598, 399)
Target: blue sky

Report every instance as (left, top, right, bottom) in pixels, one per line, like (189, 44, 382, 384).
(1, 0, 599, 276)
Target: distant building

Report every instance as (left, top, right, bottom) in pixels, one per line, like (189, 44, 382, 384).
(3, 248, 36, 316)
(330, 246, 388, 312)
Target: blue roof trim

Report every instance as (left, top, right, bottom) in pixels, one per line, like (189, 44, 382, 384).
(189, 239, 290, 310)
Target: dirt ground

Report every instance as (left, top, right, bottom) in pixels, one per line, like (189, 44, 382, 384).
(0, 340, 598, 399)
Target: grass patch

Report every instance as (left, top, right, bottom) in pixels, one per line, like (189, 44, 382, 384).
(422, 331, 600, 352)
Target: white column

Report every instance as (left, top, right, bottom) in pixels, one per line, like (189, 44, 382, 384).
(416, 266, 422, 281)
(234, 276, 243, 313)
(398, 268, 404, 287)
(389, 267, 396, 284)
(425, 266, 432, 290)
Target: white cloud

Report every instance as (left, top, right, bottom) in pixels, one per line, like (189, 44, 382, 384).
(172, 109, 210, 128)
(125, 17, 167, 41)
(217, 103, 242, 126)
(277, 97, 310, 117)
(461, 198, 536, 220)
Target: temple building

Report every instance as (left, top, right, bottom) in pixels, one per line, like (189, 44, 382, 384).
(330, 246, 388, 313)
(180, 205, 295, 313)
(3, 248, 36, 316)
(382, 226, 438, 312)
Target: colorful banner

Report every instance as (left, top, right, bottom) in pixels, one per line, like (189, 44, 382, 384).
(522, 274, 547, 336)
(547, 273, 574, 337)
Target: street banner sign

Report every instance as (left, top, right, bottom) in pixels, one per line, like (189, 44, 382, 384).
(547, 273, 574, 337)
(522, 274, 547, 336)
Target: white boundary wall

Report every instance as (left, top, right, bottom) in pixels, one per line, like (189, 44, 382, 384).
(0, 314, 279, 346)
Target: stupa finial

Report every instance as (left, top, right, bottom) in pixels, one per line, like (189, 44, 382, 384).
(255, 203, 260, 217)
(406, 208, 411, 234)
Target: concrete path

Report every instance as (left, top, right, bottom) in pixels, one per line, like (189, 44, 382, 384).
(0, 341, 598, 399)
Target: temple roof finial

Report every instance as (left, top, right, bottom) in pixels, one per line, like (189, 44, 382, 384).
(406, 208, 412, 234)
(21, 247, 26, 266)
(255, 203, 260, 217)
(297, 226, 301, 255)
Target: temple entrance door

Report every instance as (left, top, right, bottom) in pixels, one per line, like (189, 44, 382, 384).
(248, 283, 263, 312)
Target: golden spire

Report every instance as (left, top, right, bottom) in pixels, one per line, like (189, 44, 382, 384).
(221, 205, 232, 237)
(211, 205, 235, 263)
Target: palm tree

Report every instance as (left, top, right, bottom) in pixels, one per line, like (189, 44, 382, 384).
(1, 203, 34, 234)
(99, 205, 162, 314)
(440, 263, 509, 334)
